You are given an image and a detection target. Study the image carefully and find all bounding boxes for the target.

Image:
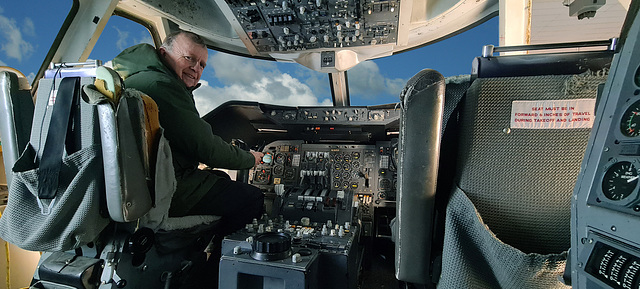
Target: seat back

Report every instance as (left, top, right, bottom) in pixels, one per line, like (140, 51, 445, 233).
(437, 50, 612, 288)
(394, 73, 471, 285)
(394, 69, 445, 284)
(0, 68, 34, 187)
(87, 66, 155, 223)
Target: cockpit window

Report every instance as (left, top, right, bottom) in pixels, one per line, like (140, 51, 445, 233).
(0, 1, 71, 84)
(351, 17, 499, 106)
(198, 16, 498, 111)
(91, 14, 498, 114)
(90, 16, 154, 63)
(193, 52, 333, 114)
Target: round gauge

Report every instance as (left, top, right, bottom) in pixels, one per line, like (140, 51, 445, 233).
(334, 173, 341, 180)
(342, 172, 351, 179)
(333, 182, 341, 189)
(602, 161, 639, 201)
(352, 152, 361, 160)
(635, 65, 640, 87)
(343, 154, 351, 162)
(284, 168, 295, 180)
(334, 154, 343, 162)
(273, 165, 284, 176)
(255, 170, 270, 184)
(620, 100, 640, 137)
(342, 181, 350, 189)
(334, 163, 342, 171)
(343, 163, 351, 171)
(352, 161, 360, 169)
(275, 153, 286, 164)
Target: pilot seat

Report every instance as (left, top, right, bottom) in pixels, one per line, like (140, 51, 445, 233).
(395, 42, 615, 288)
(0, 63, 224, 289)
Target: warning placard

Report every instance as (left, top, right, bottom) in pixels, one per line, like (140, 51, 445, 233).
(510, 98, 596, 129)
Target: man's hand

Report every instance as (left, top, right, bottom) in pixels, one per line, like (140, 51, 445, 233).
(250, 150, 264, 167)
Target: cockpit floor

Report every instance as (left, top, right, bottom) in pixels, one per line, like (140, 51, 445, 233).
(359, 238, 399, 289)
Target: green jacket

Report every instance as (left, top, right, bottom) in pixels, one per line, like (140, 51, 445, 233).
(112, 44, 255, 216)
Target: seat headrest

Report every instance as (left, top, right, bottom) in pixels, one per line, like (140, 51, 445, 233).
(82, 66, 124, 105)
(0, 66, 30, 90)
(94, 66, 123, 103)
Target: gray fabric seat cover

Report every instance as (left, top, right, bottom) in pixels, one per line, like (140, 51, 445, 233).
(438, 72, 607, 288)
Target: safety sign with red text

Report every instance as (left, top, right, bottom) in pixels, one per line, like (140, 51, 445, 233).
(510, 98, 596, 129)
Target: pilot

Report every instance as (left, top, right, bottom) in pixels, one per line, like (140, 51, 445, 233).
(112, 31, 265, 242)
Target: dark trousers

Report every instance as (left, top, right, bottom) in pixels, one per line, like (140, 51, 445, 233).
(177, 174, 264, 289)
(184, 175, 264, 237)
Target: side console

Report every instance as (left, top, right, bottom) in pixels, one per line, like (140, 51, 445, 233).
(572, 4, 640, 288)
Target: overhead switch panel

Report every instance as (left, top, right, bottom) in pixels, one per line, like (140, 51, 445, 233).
(226, 0, 400, 52)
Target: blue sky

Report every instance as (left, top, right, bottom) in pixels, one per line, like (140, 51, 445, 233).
(0, 1, 498, 114)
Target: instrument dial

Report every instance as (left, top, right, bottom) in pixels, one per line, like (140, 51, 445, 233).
(602, 161, 639, 201)
(284, 168, 296, 180)
(620, 100, 640, 137)
(255, 170, 270, 184)
(273, 165, 284, 176)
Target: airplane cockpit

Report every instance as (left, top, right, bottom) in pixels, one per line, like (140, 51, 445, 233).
(0, 0, 638, 288)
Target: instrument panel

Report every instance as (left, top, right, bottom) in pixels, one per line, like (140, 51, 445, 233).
(204, 102, 400, 238)
(249, 139, 396, 236)
(586, 63, 640, 215)
(251, 139, 397, 206)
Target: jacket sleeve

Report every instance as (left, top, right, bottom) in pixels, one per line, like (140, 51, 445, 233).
(129, 75, 255, 170)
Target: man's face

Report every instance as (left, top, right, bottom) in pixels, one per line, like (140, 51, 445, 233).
(160, 34, 208, 88)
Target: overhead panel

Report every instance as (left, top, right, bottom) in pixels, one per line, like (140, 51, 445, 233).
(224, 0, 400, 53)
(139, 0, 237, 38)
(116, 0, 501, 70)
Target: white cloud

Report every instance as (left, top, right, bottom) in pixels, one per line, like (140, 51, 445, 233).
(26, 72, 35, 83)
(191, 52, 331, 115)
(210, 52, 278, 86)
(114, 26, 130, 51)
(135, 31, 153, 46)
(193, 74, 332, 115)
(22, 18, 35, 37)
(0, 14, 34, 62)
(191, 52, 405, 114)
(294, 67, 329, 97)
(348, 61, 407, 100)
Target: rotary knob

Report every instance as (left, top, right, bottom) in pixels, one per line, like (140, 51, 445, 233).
(251, 232, 292, 261)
